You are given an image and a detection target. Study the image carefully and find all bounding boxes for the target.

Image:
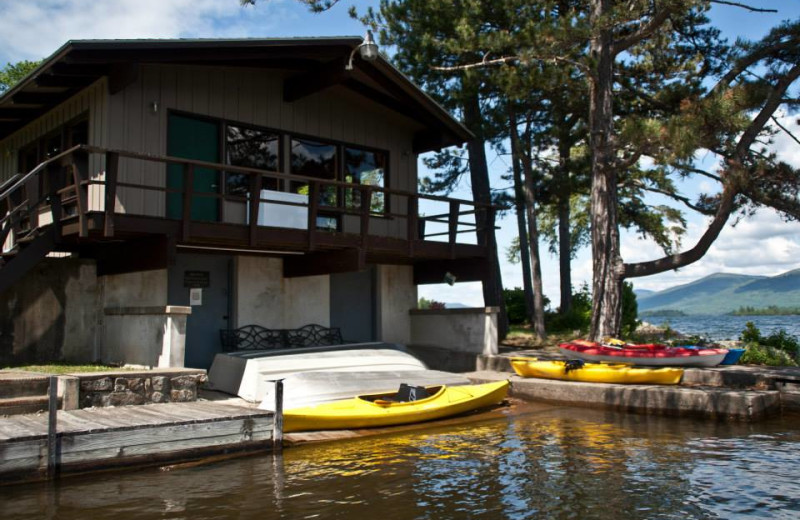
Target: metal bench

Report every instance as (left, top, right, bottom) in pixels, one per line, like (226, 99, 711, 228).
(219, 324, 344, 352)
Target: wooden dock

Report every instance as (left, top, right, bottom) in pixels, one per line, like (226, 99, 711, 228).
(0, 401, 274, 484)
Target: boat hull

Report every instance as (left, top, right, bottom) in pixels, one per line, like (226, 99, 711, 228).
(283, 380, 510, 432)
(511, 358, 683, 384)
(559, 341, 727, 367)
(207, 343, 427, 402)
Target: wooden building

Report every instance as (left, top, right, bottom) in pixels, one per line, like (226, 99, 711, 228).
(0, 38, 492, 369)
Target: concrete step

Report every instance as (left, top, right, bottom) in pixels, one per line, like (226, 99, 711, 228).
(466, 370, 781, 422)
(0, 395, 57, 416)
(0, 373, 51, 399)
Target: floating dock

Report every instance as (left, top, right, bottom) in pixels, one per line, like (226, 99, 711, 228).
(0, 401, 274, 484)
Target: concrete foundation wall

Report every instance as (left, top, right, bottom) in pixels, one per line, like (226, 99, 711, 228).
(410, 307, 499, 357)
(376, 265, 416, 344)
(0, 258, 101, 365)
(234, 256, 330, 329)
(102, 269, 168, 308)
(102, 307, 190, 368)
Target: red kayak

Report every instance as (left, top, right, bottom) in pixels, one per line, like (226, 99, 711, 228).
(559, 340, 728, 367)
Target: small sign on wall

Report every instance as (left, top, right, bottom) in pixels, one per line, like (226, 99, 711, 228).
(189, 288, 203, 306)
(184, 271, 210, 288)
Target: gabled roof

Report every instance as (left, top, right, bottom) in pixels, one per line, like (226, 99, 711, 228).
(0, 38, 473, 152)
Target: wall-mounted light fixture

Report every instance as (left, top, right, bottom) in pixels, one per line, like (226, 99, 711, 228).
(149, 101, 159, 114)
(345, 31, 379, 71)
(444, 271, 457, 286)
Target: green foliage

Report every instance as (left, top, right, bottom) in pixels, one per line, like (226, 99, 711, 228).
(731, 306, 800, 316)
(0, 60, 41, 93)
(546, 284, 592, 334)
(740, 344, 798, 367)
(417, 297, 445, 310)
(739, 322, 800, 366)
(503, 287, 551, 325)
(503, 287, 527, 325)
(620, 282, 640, 338)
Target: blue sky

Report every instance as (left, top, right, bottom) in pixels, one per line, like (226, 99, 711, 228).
(1, 0, 798, 306)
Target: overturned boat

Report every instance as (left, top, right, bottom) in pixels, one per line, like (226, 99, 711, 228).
(559, 340, 728, 367)
(207, 343, 430, 402)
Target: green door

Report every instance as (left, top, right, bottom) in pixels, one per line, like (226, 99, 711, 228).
(167, 114, 220, 221)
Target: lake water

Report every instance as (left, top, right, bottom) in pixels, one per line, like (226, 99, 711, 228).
(640, 314, 800, 341)
(3, 403, 800, 519)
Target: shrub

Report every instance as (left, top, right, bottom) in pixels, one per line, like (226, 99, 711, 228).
(546, 284, 592, 333)
(738, 322, 800, 366)
(503, 287, 529, 325)
(620, 282, 640, 339)
(418, 297, 446, 310)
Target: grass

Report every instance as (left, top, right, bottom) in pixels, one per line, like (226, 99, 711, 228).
(0, 363, 137, 375)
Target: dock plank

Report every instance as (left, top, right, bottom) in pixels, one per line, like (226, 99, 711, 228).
(0, 401, 276, 484)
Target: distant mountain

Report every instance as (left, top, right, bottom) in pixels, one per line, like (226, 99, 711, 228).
(634, 289, 656, 299)
(636, 270, 800, 315)
(444, 302, 470, 309)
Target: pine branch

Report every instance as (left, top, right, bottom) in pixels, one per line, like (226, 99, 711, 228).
(612, 6, 676, 55)
(430, 55, 590, 74)
(633, 181, 717, 215)
(710, 1, 778, 13)
(771, 115, 800, 146)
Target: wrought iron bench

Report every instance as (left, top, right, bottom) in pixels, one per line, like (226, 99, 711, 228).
(219, 324, 344, 352)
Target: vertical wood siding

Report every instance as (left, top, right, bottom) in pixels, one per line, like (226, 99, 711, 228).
(2, 64, 424, 239)
(0, 79, 107, 190)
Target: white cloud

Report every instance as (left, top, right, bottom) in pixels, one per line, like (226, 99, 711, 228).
(0, 0, 297, 63)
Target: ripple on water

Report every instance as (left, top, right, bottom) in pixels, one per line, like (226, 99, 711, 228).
(1, 411, 799, 519)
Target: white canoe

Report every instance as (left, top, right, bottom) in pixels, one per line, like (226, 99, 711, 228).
(207, 343, 427, 402)
(258, 369, 472, 411)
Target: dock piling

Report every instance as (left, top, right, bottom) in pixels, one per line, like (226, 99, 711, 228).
(268, 379, 284, 451)
(47, 375, 58, 479)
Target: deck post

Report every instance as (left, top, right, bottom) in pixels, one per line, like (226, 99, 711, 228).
(307, 182, 319, 250)
(248, 172, 260, 246)
(407, 195, 418, 257)
(448, 200, 460, 259)
(181, 164, 194, 241)
(104, 151, 119, 237)
(47, 375, 58, 479)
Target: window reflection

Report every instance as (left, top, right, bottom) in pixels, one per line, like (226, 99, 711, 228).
(291, 137, 339, 230)
(225, 125, 280, 196)
(344, 147, 386, 214)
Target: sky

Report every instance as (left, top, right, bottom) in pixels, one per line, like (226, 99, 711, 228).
(1, 0, 798, 306)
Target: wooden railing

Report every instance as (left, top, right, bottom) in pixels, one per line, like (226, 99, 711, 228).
(1, 145, 494, 255)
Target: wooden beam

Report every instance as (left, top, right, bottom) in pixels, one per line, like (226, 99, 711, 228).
(109, 63, 140, 95)
(35, 75, 95, 88)
(93, 235, 170, 276)
(70, 164, 88, 238)
(284, 58, 349, 102)
(283, 248, 365, 278)
(104, 152, 119, 237)
(10, 92, 58, 105)
(413, 257, 489, 285)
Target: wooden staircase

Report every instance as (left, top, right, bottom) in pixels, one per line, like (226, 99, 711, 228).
(0, 226, 58, 294)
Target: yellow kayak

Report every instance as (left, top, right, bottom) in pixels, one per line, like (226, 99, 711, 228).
(283, 380, 509, 432)
(510, 358, 683, 385)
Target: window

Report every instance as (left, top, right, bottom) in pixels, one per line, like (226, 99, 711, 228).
(225, 125, 280, 196)
(344, 147, 387, 214)
(290, 137, 339, 231)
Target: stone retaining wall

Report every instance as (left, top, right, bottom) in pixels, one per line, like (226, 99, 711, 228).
(76, 369, 207, 408)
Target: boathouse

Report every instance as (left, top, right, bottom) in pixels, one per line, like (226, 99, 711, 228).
(0, 38, 496, 369)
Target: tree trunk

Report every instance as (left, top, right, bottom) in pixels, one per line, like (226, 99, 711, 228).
(463, 94, 509, 339)
(517, 126, 547, 340)
(588, 0, 623, 341)
(509, 112, 535, 325)
(557, 138, 573, 313)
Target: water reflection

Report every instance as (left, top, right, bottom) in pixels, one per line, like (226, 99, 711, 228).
(2, 408, 799, 519)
